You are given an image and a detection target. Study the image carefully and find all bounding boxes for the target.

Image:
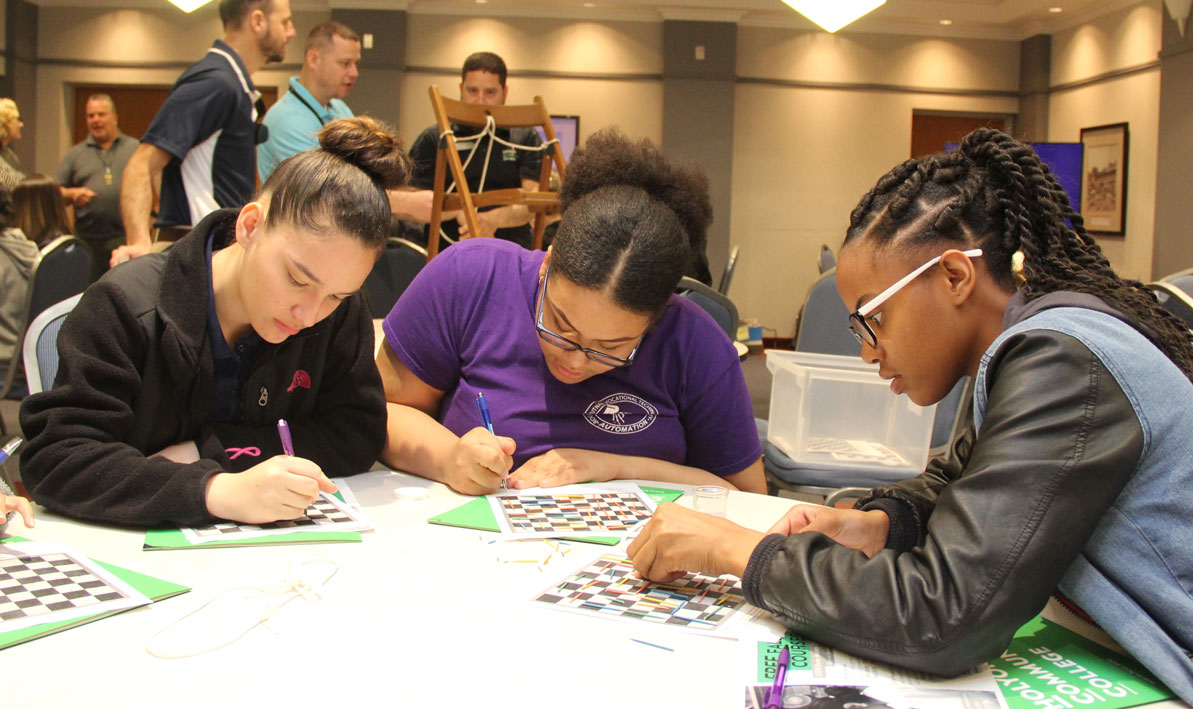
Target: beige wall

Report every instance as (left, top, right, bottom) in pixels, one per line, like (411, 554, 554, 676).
(1048, 0, 1162, 281)
(399, 14, 663, 144)
(24, 3, 1167, 329)
(730, 26, 1019, 337)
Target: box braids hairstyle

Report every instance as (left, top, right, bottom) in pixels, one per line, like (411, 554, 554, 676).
(844, 127, 1193, 382)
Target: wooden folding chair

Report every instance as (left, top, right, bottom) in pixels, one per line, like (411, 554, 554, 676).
(426, 85, 567, 259)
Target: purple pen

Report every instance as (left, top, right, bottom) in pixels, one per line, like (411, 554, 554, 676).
(765, 646, 789, 709)
(277, 418, 295, 457)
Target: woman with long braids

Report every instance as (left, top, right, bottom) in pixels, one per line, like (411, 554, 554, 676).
(628, 128, 1193, 699)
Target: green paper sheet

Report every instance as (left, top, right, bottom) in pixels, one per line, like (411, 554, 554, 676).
(143, 527, 362, 550)
(0, 545, 191, 651)
(989, 616, 1173, 709)
(427, 485, 685, 545)
(142, 490, 362, 550)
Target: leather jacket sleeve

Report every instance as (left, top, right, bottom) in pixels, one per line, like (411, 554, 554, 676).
(741, 329, 1143, 675)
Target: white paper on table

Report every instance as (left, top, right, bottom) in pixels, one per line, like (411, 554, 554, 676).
(0, 541, 152, 634)
(180, 489, 373, 544)
(738, 630, 1006, 709)
(486, 482, 657, 540)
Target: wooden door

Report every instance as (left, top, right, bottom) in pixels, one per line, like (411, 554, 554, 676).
(910, 112, 1010, 159)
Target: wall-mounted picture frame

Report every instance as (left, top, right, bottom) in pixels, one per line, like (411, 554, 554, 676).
(1079, 122, 1129, 235)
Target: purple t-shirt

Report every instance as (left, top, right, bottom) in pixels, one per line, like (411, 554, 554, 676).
(383, 239, 761, 478)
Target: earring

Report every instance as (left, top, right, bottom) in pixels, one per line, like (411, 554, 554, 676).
(1010, 250, 1027, 287)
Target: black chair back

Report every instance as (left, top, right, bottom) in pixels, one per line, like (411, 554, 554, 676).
(0, 236, 91, 431)
(363, 238, 428, 317)
(718, 245, 739, 296)
(676, 276, 739, 339)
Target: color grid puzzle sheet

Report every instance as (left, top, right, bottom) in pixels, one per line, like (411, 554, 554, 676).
(180, 492, 372, 544)
(0, 541, 151, 634)
(534, 554, 751, 637)
(488, 483, 657, 540)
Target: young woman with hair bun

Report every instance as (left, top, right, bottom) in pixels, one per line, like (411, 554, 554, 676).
(378, 127, 766, 496)
(20, 116, 411, 528)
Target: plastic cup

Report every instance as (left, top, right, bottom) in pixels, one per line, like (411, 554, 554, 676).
(692, 485, 729, 518)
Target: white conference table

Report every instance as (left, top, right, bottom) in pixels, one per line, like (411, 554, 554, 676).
(7, 471, 800, 707)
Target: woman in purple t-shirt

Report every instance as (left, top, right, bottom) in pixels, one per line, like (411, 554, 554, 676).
(377, 128, 765, 496)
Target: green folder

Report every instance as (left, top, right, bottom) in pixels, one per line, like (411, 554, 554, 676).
(989, 616, 1173, 709)
(755, 616, 1174, 709)
(142, 490, 362, 550)
(427, 485, 685, 545)
(0, 538, 191, 651)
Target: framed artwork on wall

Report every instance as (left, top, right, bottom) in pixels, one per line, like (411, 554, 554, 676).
(1079, 122, 1129, 235)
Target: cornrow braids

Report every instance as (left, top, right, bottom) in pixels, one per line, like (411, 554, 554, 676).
(845, 128, 1193, 382)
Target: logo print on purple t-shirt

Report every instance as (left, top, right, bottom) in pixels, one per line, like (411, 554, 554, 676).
(584, 393, 658, 435)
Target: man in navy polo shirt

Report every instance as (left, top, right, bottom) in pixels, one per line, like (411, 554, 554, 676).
(257, 21, 360, 183)
(113, 0, 295, 266)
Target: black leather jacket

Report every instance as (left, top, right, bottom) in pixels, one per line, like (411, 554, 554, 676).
(19, 209, 386, 528)
(742, 295, 1146, 675)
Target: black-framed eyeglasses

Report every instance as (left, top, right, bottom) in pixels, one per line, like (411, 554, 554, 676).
(535, 265, 644, 368)
(848, 248, 983, 348)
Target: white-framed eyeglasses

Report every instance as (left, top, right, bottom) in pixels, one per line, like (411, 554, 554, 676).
(848, 248, 983, 348)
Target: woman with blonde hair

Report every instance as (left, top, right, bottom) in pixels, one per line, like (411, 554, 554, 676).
(0, 98, 25, 191)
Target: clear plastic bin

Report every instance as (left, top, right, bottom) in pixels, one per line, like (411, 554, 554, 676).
(764, 350, 936, 475)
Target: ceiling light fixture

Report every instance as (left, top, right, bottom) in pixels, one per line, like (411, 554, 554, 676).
(1048, 6, 1063, 12)
(939, 19, 953, 25)
(781, 0, 887, 33)
(1163, 0, 1192, 37)
(167, 0, 213, 12)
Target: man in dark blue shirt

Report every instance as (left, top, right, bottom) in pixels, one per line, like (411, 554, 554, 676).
(113, 0, 295, 267)
(391, 52, 545, 250)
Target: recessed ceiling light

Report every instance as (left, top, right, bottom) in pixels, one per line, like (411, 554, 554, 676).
(476, 0, 488, 4)
(939, 19, 952, 25)
(1049, 6, 1063, 12)
(167, 0, 212, 12)
(781, 0, 887, 33)
(583, 2, 595, 6)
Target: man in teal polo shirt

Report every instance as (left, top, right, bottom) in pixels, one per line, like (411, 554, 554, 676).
(257, 20, 359, 182)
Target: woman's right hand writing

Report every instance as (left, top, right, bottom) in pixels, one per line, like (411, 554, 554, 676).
(444, 427, 516, 496)
(768, 505, 891, 558)
(204, 455, 338, 524)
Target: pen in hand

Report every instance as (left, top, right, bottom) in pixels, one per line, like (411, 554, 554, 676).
(475, 392, 506, 489)
(277, 419, 295, 457)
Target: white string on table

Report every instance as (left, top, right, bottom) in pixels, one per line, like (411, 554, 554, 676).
(144, 556, 339, 659)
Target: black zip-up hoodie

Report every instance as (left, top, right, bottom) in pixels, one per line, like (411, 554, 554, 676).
(19, 209, 386, 527)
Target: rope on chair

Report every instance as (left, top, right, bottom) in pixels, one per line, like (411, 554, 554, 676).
(436, 116, 559, 243)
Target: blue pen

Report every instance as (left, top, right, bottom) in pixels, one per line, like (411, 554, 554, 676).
(475, 392, 505, 488)
(0, 438, 22, 501)
(277, 419, 295, 457)
(475, 392, 495, 435)
(765, 646, 790, 709)
(0, 437, 22, 467)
